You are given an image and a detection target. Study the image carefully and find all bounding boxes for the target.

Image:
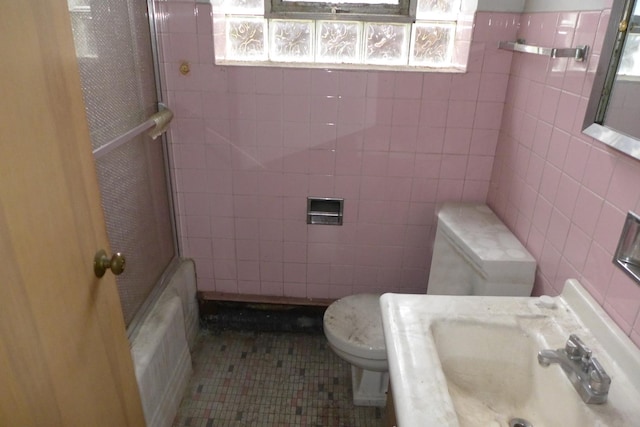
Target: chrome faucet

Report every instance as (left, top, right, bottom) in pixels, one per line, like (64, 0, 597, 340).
(538, 334, 611, 404)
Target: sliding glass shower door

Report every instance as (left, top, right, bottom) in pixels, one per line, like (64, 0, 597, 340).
(68, 0, 176, 327)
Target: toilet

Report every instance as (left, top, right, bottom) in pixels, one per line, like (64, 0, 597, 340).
(323, 202, 536, 406)
(323, 294, 388, 406)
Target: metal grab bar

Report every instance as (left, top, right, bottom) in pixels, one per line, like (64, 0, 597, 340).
(92, 106, 173, 159)
(498, 40, 589, 62)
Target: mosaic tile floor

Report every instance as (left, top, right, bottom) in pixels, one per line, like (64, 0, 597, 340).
(172, 330, 384, 427)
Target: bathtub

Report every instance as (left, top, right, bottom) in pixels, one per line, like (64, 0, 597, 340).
(130, 258, 198, 427)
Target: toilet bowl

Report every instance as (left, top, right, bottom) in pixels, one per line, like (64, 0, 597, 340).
(323, 294, 388, 406)
(322, 202, 536, 407)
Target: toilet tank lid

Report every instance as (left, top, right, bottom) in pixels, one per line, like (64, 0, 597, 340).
(437, 203, 536, 267)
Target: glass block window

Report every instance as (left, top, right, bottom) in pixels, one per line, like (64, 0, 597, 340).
(226, 17, 268, 60)
(317, 21, 362, 63)
(270, 20, 314, 62)
(211, 0, 473, 71)
(365, 23, 409, 65)
(410, 23, 454, 66)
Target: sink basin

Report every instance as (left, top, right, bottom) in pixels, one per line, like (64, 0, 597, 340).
(380, 280, 640, 427)
(431, 319, 618, 426)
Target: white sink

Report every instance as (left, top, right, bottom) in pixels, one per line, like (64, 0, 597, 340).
(380, 280, 640, 427)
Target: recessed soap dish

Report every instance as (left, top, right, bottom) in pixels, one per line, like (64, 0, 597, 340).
(614, 211, 640, 284)
(307, 197, 343, 225)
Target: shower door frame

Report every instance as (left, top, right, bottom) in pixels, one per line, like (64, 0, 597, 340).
(119, 0, 183, 340)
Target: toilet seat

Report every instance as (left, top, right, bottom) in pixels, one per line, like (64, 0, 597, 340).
(323, 294, 386, 361)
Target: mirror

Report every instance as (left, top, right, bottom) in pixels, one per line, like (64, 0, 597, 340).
(584, 0, 640, 160)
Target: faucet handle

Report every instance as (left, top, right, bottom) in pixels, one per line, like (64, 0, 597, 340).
(588, 357, 611, 394)
(566, 334, 592, 361)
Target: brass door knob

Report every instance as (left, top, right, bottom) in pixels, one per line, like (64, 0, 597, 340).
(94, 249, 126, 278)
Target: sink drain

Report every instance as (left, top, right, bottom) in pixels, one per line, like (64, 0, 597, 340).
(509, 418, 533, 427)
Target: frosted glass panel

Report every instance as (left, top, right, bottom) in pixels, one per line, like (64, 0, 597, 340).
(316, 21, 362, 63)
(68, 0, 175, 326)
(226, 17, 268, 60)
(95, 135, 174, 326)
(270, 20, 314, 62)
(364, 23, 409, 65)
(410, 23, 454, 66)
(69, 1, 156, 151)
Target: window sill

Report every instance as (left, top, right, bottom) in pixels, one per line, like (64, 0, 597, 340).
(215, 58, 467, 73)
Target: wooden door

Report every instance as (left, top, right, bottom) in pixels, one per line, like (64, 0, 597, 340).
(0, 1, 146, 425)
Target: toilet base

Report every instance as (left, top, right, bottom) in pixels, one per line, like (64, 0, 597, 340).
(351, 365, 388, 407)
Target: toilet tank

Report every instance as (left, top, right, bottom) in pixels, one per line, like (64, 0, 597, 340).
(427, 203, 536, 296)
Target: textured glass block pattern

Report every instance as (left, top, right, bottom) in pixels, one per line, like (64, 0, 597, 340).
(410, 23, 454, 66)
(364, 23, 409, 65)
(220, 0, 264, 15)
(226, 17, 268, 60)
(316, 21, 362, 63)
(416, 0, 460, 19)
(68, 0, 176, 326)
(270, 20, 314, 62)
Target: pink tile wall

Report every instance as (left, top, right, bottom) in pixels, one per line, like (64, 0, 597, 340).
(488, 8, 640, 347)
(157, 0, 518, 300)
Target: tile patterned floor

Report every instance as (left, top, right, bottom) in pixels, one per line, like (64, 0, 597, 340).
(172, 330, 384, 426)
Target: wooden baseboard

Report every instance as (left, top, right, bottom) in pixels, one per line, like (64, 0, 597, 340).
(197, 291, 334, 307)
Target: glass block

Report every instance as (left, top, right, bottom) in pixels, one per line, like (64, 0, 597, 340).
(410, 22, 454, 67)
(269, 19, 314, 62)
(316, 21, 362, 64)
(416, 0, 460, 20)
(218, 0, 264, 15)
(226, 17, 268, 61)
(364, 23, 409, 65)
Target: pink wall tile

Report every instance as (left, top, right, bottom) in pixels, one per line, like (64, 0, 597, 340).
(447, 101, 476, 129)
(572, 187, 603, 235)
(554, 91, 581, 132)
(554, 173, 580, 218)
(420, 100, 449, 128)
(389, 126, 418, 152)
(450, 73, 481, 101)
(311, 69, 339, 96)
(337, 71, 367, 97)
(525, 153, 544, 189)
(387, 152, 415, 177)
(604, 270, 640, 333)
(581, 241, 613, 303)
(391, 99, 421, 126)
(607, 158, 640, 213)
(479, 73, 509, 102)
(421, 74, 452, 99)
(538, 86, 561, 124)
(563, 224, 591, 271)
(166, 2, 197, 34)
(474, 102, 504, 130)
